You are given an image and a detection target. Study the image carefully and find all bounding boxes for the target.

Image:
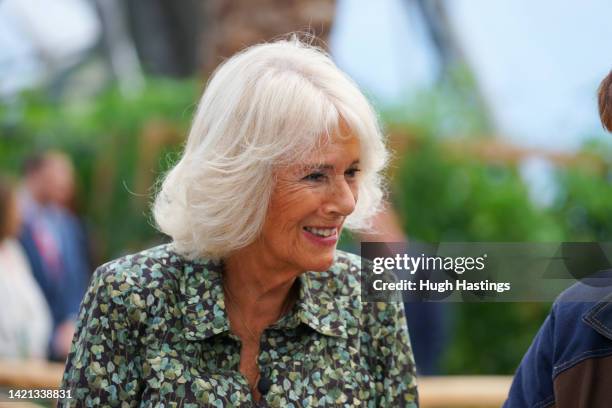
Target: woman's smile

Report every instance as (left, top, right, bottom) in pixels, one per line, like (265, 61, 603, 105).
(302, 225, 340, 246)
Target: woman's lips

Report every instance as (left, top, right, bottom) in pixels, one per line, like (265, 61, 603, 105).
(302, 226, 339, 246)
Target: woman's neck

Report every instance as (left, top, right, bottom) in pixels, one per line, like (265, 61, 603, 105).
(223, 245, 299, 329)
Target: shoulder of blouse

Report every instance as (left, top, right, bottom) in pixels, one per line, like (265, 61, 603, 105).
(84, 244, 198, 329)
(93, 243, 187, 285)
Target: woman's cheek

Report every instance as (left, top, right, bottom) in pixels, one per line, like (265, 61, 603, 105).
(272, 185, 321, 212)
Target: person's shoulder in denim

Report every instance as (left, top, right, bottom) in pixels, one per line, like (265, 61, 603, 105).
(504, 274, 612, 408)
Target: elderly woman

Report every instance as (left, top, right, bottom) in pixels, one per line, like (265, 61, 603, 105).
(61, 39, 418, 407)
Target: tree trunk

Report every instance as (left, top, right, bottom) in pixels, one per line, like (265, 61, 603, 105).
(201, 0, 336, 75)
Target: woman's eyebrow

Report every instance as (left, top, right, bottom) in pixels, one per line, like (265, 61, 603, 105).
(302, 160, 360, 171)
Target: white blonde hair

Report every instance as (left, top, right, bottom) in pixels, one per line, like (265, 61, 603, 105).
(153, 38, 388, 259)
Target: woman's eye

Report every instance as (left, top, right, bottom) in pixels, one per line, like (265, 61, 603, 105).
(303, 172, 326, 181)
(345, 168, 361, 178)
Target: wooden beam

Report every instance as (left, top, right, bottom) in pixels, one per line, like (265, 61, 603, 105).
(419, 375, 512, 408)
(0, 360, 64, 390)
(387, 128, 605, 172)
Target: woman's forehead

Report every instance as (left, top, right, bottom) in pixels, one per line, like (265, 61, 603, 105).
(307, 134, 360, 160)
(278, 136, 361, 174)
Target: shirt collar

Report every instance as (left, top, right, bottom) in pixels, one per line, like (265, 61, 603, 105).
(179, 256, 350, 341)
(290, 271, 349, 339)
(583, 291, 612, 341)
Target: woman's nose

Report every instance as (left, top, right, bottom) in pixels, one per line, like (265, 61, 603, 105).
(323, 176, 357, 216)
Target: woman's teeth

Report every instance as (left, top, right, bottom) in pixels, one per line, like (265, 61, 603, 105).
(304, 227, 335, 237)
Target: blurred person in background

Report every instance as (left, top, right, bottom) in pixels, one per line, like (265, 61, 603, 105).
(18, 151, 89, 361)
(0, 175, 52, 359)
(61, 38, 417, 406)
(504, 71, 612, 408)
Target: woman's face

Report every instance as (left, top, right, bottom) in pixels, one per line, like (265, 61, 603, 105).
(257, 134, 361, 273)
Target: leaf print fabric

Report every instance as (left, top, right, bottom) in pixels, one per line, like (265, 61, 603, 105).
(60, 244, 418, 407)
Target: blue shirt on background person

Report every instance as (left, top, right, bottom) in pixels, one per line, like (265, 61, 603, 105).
(19, 187, 89, 360)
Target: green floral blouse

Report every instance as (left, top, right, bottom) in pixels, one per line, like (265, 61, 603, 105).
(60, 244, 418, 407)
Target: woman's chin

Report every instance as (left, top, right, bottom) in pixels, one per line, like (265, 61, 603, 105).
(305, 254, 336, 272)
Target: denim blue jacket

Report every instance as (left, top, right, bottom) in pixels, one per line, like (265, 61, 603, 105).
(505, 279, 612, 408)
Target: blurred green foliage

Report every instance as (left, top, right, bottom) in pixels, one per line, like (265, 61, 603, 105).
(0, 78, 201, 259)
(553, 144, 612, 242)
(384, 90, 612, 373)
(392, 136, 559, 374)
(2, 77, 612, 376)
